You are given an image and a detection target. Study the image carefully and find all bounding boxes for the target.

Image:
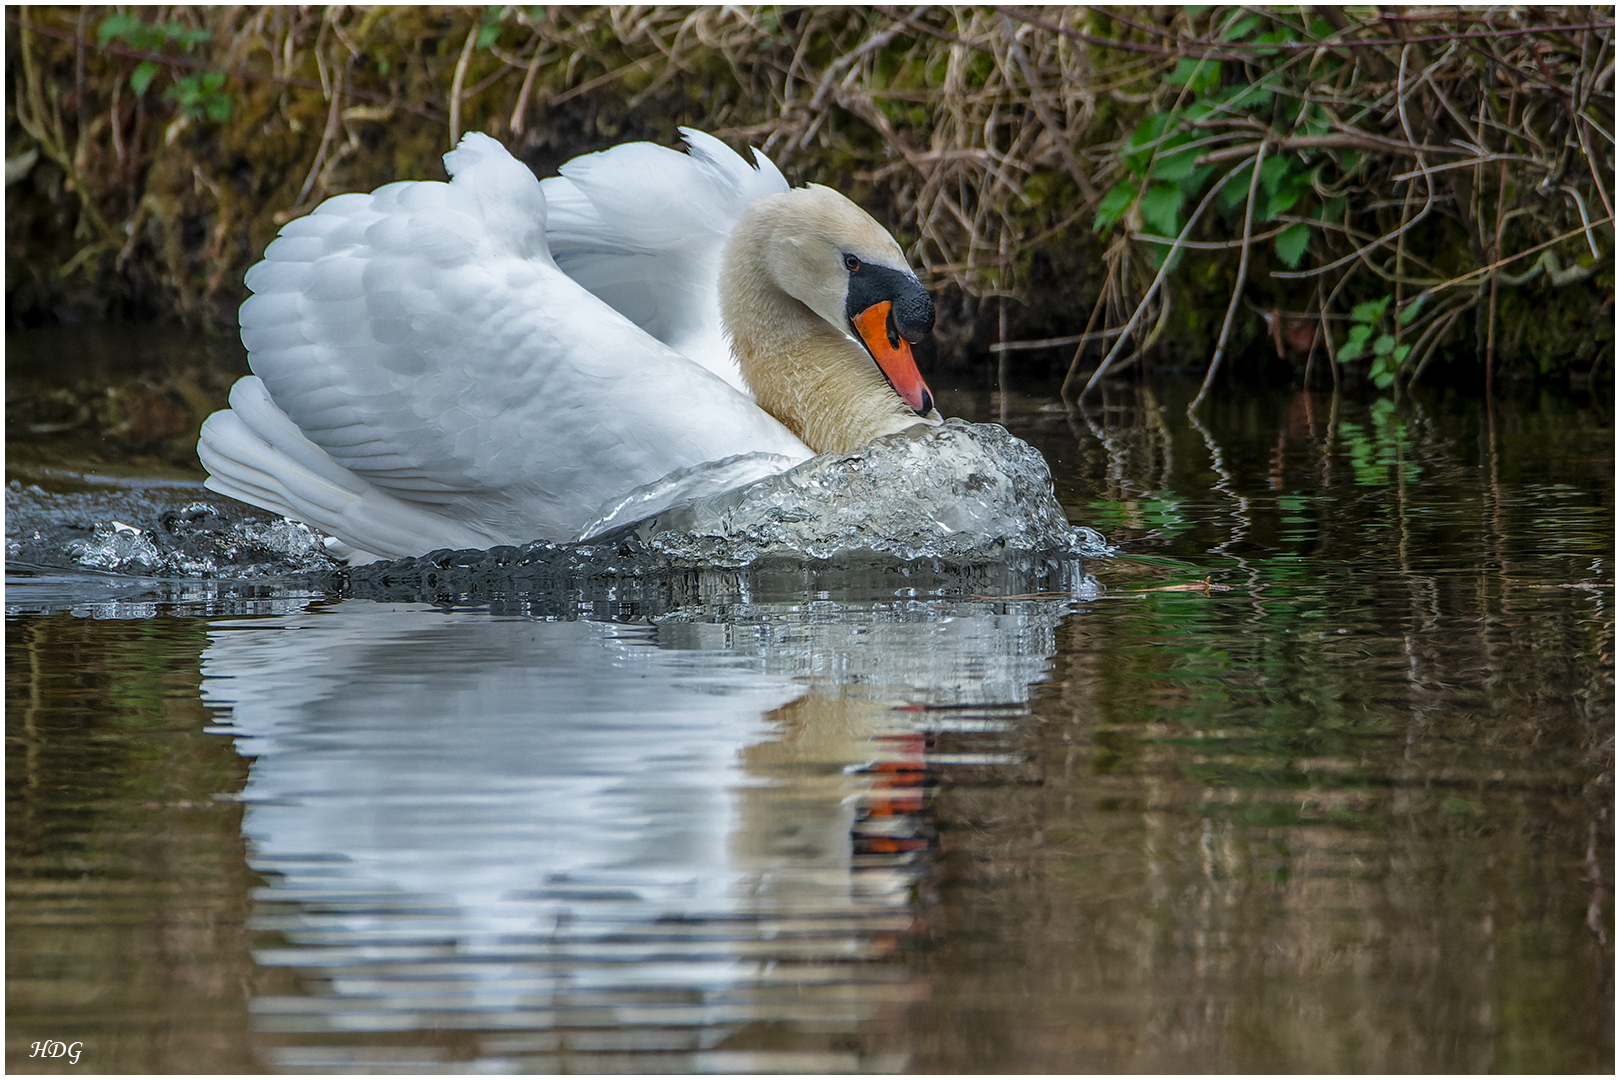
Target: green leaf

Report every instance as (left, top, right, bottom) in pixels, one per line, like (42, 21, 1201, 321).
(1217, 162, 1255, 214)
(1093, 181, 1137, 233)
(1259, 155, 1293, 196)
(1249, 31, 1282, 57)
(1338, 340, 1365, 362)
(1303, 102, 1331, 138)
(1176, 164, 1216, 197)
(1273, 222, 1310, 268)
(1372, 334, 1395, 357)
(205, 94, 232, 122)
(1138, 183, 1184, 237)
(1151, 146, 1202, 183)
(1345, 324, 1372, 346)
(1221, 13, 1261, 41)
(1350, 297, 1390, 324)
(1262, 187, 1303, 221)
(1396, 295, 1428, 325)
(476, 22, 502, 49)
(1340, 150, 1363, 174)
(1166, 57, 1221, 94)
(130, 61, 160, 96)
(1225, 79, 1275, 112)
(1316, 196, 1347, 222)
(1122, 113, 1173, 177)
(1373, 371, 1396, 389)
(200, 71, 225, 93)
(98, 13, 137, 46)
(1393, 343, 1411, 366)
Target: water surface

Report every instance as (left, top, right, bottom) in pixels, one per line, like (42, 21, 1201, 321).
(7, 358, 1613, 1072)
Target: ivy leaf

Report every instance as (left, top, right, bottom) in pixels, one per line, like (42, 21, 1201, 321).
(1139, 183, 1184, 237)
(1093, 181, 1137, 233)
(130, 61, 160, 96)
(205, 93, 232, 122)
(1338, 340, 1365, 362)
(1397, 295, 1428, 325)
(1373, 370, 1396, 389)
(1273, 222, 1311, 268)
(1393, 343, 1412, 366)
(476, 22, 502, 49)
(1372, 334, 1395, 357)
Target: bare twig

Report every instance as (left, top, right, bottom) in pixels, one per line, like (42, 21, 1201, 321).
(1190, 142, 1267, 415)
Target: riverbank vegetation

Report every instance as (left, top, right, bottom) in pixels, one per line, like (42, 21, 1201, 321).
(7, 6, 1613, 403)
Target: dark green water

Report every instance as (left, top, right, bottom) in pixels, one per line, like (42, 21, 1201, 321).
(7, 374, 1613, 1073)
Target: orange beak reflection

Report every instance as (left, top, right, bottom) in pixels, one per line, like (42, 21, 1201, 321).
(851, 301, 935, 416)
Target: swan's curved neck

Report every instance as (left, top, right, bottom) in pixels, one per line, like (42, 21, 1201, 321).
(720, 222, 927, 455)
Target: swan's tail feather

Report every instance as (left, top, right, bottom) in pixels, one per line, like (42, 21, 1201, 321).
(198, 376, 490, 564)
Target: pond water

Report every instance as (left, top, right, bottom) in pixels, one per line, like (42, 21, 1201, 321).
(6, 342, 1614, 1073)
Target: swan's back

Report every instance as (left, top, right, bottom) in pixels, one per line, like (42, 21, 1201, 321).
(201, 133, 809, 561)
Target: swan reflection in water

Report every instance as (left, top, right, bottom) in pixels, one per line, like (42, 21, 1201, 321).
(200, 592, 1067, 1072)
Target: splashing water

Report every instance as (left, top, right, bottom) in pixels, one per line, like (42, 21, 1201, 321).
(7, 422, 1108, 582)
(591, 420, 1109, 565)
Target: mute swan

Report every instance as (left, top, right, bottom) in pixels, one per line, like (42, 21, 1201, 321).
(197, 130, 941, 564)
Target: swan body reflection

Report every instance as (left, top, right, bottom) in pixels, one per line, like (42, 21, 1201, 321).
(200, 595, 1065, 1070)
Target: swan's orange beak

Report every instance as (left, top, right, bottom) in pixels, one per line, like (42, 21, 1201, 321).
(852, 301, 935, 416)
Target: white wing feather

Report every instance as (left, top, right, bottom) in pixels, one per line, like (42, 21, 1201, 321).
(202, 133, 811, 559)
(540, 128, 790, 389)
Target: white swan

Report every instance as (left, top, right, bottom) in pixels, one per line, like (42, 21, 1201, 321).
(197, 130, 941, 564)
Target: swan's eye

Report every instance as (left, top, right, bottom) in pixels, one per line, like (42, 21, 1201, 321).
(843, 254, 861, 272)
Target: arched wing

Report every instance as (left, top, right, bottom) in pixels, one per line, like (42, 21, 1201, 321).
(540, 129, 790, 391)
(231, 133, 810, 548)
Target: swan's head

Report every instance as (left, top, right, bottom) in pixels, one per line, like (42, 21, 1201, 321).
(727, 185, 937, 418)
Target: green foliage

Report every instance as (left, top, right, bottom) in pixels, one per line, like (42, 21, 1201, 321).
(97, 14, 231, 122)
(1336, 295, 1411, 389)
(98, 15, 212, 52)
(1273, 222, 1310, 268)
(165, 72, 232, 122)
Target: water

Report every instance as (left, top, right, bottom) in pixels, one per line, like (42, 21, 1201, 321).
(6, 352, 1613, 1072)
